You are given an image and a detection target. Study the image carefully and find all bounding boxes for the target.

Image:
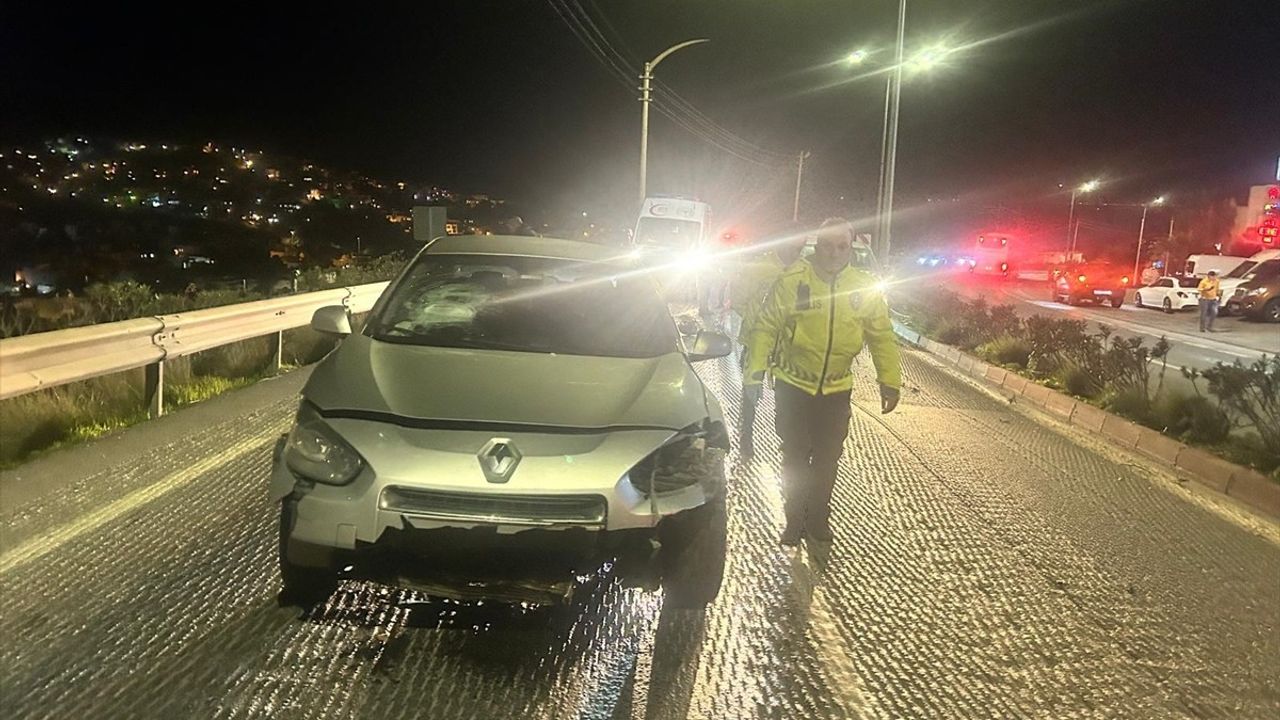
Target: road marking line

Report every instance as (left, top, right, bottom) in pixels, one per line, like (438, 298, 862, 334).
(0, 432, 273, 574)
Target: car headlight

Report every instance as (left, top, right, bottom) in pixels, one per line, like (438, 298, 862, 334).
(1248, 287, 1267, 296)
(680, 248, 710, 272)
(284, 403, 365, 485)
(627, 421, 725, 495)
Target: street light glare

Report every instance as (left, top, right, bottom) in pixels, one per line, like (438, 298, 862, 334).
(846, 49, 869, 65)
(1079, 180, 1100, 193)
(1152, 195, 1166, 205)
(911, 45, 949, 71)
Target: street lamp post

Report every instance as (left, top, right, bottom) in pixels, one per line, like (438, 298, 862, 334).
(1065, 179, 1099, 259)
(638, 38, 709, 206)
(1132, 196, 1165, 282)
(792, 150, 811, 221)
(876, 0, 907, 260)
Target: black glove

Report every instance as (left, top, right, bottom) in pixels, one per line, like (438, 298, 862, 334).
(879, 384, 900, 414)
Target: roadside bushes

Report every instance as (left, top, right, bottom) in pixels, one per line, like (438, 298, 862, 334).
(0, 253, 406, 339)
(977, 336, 1032, 369)
(897, 289, 1278, 477)
(1187, 357, 1280, 474)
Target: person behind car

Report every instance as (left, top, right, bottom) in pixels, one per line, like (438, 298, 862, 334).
(743, 218, 902, 546)
(1197, 270, 1221, 332)
(728, 221, 807, 458)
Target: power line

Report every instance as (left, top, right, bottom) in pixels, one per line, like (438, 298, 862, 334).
(571, 0, 790, 163)
(547, 0, 791, 167)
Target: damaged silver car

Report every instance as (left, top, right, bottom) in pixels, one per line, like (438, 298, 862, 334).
(270, 235, 732, 607)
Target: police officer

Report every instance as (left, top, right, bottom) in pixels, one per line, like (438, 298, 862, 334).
(729, 222, 807, 457)
(743, 219, 902, 545)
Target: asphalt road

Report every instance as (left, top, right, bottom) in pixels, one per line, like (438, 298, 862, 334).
(925, 272, 1278, 375)
(1, 345, 1277, 719)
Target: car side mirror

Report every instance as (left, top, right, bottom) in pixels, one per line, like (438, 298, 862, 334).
(685, 330, 733, 362)
(311, 305, 352, 336)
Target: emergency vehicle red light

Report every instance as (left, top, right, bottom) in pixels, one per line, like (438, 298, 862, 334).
(1077, 274, 1087, 283)
(1121, 276, 1130, 285)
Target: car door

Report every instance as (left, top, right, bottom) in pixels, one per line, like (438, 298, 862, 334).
(1144, 278, 1173, 305)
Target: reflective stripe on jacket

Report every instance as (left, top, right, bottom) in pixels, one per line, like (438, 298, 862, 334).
(744, 259, 902, 394)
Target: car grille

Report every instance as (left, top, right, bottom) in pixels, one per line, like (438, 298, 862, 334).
(379, 487, 607, 527)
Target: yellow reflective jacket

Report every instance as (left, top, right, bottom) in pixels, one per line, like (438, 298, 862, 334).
(729, 251, 789, 343)
(745, 259, 902, 394)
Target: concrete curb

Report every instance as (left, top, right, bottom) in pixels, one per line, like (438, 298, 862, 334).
(894, 324, 1279, 519)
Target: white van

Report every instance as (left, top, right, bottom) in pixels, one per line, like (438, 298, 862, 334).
(633, 196, 712, 253)
(1184, 254, 1249, 278)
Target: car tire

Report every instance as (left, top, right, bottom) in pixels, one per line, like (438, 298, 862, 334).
(1135, 292, 1144, 308)
(1264, 298, 1280, 323)
(1163, 298, 1173, 314)
(279, 498, 338, 602)
(1110, 297, 1123, 309)
(658, 491, 728, 609)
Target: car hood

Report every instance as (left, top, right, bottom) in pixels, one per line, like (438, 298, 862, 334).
(302, 333, 709, 430)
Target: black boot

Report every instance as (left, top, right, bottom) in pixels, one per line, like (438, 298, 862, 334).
(780, 521, 803, 547)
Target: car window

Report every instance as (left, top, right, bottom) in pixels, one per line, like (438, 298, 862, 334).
(1157, 279, 1173, 288)
(1224, 260, 1257, 279)
(1178, 277, 1200, 288)
(1243, 260, 1280, 282)
(367, 254, 679, 358)
(634, 217, 701, 249)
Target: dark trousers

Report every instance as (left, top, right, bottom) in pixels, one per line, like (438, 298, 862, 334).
(773, 380, 852, 530)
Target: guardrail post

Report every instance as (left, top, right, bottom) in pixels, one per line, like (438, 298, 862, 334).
(273, 330, 284, 371)
(144, 360, 164, 419)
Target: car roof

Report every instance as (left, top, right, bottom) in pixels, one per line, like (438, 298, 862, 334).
(424, 234, 625, 263)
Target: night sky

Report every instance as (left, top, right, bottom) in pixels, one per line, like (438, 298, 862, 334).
(3, 0, 1277, 223)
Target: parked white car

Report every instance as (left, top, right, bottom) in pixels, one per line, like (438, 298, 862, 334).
(1133, 276, 1200, 313)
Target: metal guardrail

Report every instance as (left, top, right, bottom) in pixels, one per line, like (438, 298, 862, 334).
(0, 281, 389, 415)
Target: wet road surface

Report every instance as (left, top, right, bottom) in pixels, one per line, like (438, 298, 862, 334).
(1, 346, 1277, 719)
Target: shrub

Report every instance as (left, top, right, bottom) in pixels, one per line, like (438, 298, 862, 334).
(1106, 386, 1155, 427)
(1194, 356, 1280, 469)
(936, 321, 968, 347)
(977, 335, 1031, 369)
(84, 281, 157, 323)
(1052, 362, 1099, 399)
(1153, 393, 1231, 444)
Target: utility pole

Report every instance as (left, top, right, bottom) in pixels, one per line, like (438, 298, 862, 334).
(638, 39, 709, 206)
(792, 150, 810, 222)
(876, 0, 907, 259)
(1132, 204, 1149, 283)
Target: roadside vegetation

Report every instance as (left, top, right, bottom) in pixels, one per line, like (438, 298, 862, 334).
(899, 290, 1280, 479)
(0, 253, 404, 338)
(0, 256, 403, 468)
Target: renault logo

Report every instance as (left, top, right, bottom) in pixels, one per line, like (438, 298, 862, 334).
(478, 438, 521, 483)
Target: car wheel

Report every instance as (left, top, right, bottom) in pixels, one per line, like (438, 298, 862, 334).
(1265, 298, 1280, 323)
(1110, 297, 1123, 309)
(658, 492, 727, 609)
(1135, 292, 1144, 308)
(279, 498, 338, 602)
(1162, 298, 1173, 314)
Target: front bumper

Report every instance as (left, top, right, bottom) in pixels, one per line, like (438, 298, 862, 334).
(270, 419, 723, 553)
